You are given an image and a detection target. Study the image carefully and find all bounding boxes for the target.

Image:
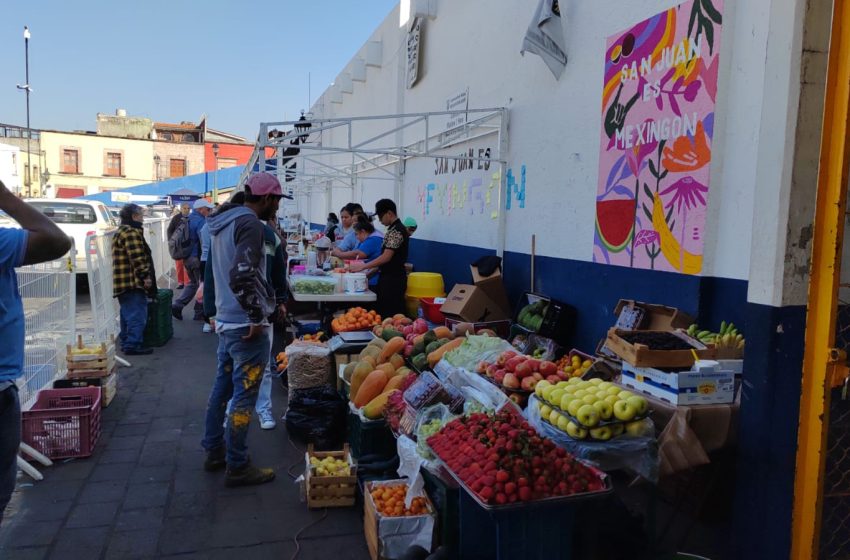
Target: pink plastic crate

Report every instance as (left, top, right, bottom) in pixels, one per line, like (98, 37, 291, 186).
(22, 387, 101, 460)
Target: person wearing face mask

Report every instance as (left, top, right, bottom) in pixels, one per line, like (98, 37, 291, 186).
(350, 199, 409, 317)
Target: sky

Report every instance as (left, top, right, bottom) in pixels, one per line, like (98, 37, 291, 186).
(0, 0, 398, 139)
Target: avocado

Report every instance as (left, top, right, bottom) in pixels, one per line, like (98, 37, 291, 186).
(382, 327, 403, 342)
(424, 330, 438, 345)
(412, 353, 429, 371)
(413, 341, 426, 356)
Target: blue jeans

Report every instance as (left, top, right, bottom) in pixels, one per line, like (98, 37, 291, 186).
(118, 289, 149, 351)
(0, 386, 21, 527)
(173, 256, 201, 311)
(202, 327, 270, 468)
(255, 328, 274, 417)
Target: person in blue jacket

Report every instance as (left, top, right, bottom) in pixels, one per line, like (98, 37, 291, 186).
(172, 198, 214, 321)
(351, 215, 382, 289)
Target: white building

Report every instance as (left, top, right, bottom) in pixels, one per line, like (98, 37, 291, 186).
(0, 142, 22, 194)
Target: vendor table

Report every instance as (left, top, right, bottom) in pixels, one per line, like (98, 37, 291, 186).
(288, 290, 376, 303)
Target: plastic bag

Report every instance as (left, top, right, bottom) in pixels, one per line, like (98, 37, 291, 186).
(284, 385, 347, 449)
(525, 394, 660, 482)
(443, 335, 515, 372)
(396, 435, 427, 508)
(413, 404, 455, 459)
(285, 341, 332, 390)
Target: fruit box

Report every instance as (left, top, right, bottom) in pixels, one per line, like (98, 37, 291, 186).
(66, 335, 116, 379)
(441, 284, 511, 323)
(605, 328, 713, 368)
(620, 361, 735, 405)
(54, 371, 118, 408)
(513, 292, 576, 344)
(612, 299, 694, 331)
(364, 480, 435, 560)
(305, 443, 357, 508)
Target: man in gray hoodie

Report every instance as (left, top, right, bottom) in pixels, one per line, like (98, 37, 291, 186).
(201, 172, 283, 487)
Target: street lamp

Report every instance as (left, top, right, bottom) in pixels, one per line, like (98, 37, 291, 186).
(153, 155, 161, 181)
(212, 143, 219, 202)
(16, 26, 32, 197)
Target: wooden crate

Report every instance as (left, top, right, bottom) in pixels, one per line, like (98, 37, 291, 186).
(305, 444, 357, 509)
(66, 335, 116, 378)
(363, 480, 435, 560)
(605, 328, 714, 368)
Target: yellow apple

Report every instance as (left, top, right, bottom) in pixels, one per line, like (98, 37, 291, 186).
(576, 404, 600, 428)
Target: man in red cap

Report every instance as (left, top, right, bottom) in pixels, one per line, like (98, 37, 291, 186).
(201, 172, 285, 487)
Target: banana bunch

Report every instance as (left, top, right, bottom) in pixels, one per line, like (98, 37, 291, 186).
(687, 322, 745, 350)
(309, 455, 350, 477)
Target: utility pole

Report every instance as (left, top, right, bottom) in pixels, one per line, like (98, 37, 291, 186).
(16, 27, 32, 197)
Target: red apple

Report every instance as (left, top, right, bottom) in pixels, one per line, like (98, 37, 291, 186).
(515, 362, 533, 379)
(494, 370, 507, 384)
(546, 375, 561, 384)
(505, 356, 525, 373)
(486, 365, 499, 378)
(503, 373, 521, 389)
(526, 359, 541, 372)
(413, 319, 428, 335)
(539, 361, 557, 376)
(533, 372, 544, 382)
(521, 376, 538, 392)
(477, 361, 489, 374)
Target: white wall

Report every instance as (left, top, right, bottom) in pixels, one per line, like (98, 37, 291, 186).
(0, 143, 21, 194)
(306, 0, 797, 283)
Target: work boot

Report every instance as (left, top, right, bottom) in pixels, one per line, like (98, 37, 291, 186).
(225, 462, 276, 487)
(171, 306, 183, 321)
(203, 446, 226, 472)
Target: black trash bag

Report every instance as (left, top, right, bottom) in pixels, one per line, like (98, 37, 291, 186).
(284, 385, 347, 450)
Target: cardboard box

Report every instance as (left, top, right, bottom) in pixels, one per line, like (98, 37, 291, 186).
(613, 299, 694, 331)
(621, 361, 735, 405)
(606, 328, 712, 368)
(440, 284, 510, 323)
(470, 264, 512, 317)
(364, 480, 435, 560)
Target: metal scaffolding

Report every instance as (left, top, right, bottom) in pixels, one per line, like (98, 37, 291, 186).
(238, 107, 510, 255)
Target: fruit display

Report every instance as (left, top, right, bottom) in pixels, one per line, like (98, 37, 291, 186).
(554, 352, 594, 378)
(397, 322, 455, 372)
(426, 410, 607, 505)
(309, 455, 351, 477)
(343, 337, 416, 418)
(368, 483, 431, 517)
(476, 350, 567, 396)
(533, 378, 650, 440)
(443, 335, 515, 372)
(617, 331, 696, 351)
(687, 321, 745, 351)
(372, 314, 414, 339)
(517, 300, 549, 332)
(332, 307, 382, 333)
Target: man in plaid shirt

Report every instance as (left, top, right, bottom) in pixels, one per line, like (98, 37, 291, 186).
(112, 204, 157, 355)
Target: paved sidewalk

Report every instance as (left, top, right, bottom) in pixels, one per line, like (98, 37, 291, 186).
(0, 318, 369, 559)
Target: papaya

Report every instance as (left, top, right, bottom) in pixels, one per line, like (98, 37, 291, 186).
(376, 363, 396, 377)
(427, 337, 465, 368)
(433, 326, 454, 340)
(363, 390, 397, 419)
(368, 337, 387, 349)
(350, 362, 375, 400)
(343, 361, 357, 382)
(382, 328, 403, 342)
(389, 353, 405, 370)
(383, 374, 409, 394)
(379, 337, 406, 363)
(362, 355, 377, 369)
(353, 370, 389, 408)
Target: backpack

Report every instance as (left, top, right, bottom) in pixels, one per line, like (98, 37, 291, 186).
(168, 216, 192, 260)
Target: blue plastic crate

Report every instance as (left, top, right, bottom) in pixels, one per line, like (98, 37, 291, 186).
(458, 491, 575, 560)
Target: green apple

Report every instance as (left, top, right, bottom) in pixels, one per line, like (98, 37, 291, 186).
(556, 415, 571, 432)
(576, 404, 600, 428)
(567, 377, 582, 385)
(581, 394, 598, 406)
(613, 400, 637, 421)
(626, 396, 648, 416)
(573, 389, 588, 399)
(593, 400, 613, 420)
(598, 381, 613, 390)
(566, 399, 584, 417)
(548, 410, 561, 425)
(590, 426, 613, 441)
(535, 380, 551, 398)
(604, 395, 620, 406)
(587, 378, 602, 386)
(625, 418, 652, 437)
(611, 423, 625, 437)
(540, 404, 553, 418)
(596, 391, 609, 401)
(560, 394, 575, 411)
(618, 390, 634, 401)
(562, 384, 578, 394)
(556, 381, 569, 389)
(565, 421, 588, 440)
(549, 389, 565, 405)
(606, 386, 622, 396)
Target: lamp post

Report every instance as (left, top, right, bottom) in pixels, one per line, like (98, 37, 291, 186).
(16, 27, 32, 197)
(212, 143, 219, 202)
(153, 155, 161, 181)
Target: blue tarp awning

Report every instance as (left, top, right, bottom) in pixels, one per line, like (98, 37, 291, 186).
(76, 166, 245, 205)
